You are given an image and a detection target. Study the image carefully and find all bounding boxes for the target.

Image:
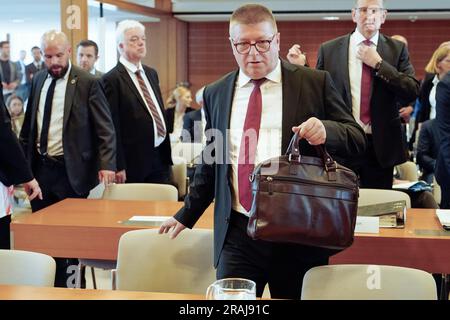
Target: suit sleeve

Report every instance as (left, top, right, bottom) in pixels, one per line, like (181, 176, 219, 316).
(315, 44, 325, 71)
(100, 75, 125, 171)
(375, 44, 419, 104)
(320, 71, 367, 157)
(416, 123, 436, 173)
(174, 88, 215, 228)
(436, 76, 450, 180)
(0, 83, 33, 186)
(89, 79, 116, 171)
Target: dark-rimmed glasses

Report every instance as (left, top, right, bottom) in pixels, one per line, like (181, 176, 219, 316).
(231, 34, 276, 54)
(355, 7, 386, 15)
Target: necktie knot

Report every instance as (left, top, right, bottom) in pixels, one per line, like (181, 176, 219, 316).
(251, 78, 266, 88)
(363, 39, 372, 46)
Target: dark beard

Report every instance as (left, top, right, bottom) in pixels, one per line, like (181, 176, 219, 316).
(48, 64, 69, 79)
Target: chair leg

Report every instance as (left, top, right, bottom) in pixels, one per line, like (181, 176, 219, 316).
(90, 267, 97, 290)
(111, 269, 117, 290)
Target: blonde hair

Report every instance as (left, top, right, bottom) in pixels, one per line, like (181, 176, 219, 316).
(229, 4, 277, 36)
(166, 86, 190, 109)
(425, 43, 450, 74)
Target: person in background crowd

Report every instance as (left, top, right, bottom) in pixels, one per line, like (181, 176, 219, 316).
(288, 0, 419, 189)
(20, 30, 116, 287)
(15, 50, 29, 101)
(181, 86, 206, 144)
(101, 20, 173, 184)
(166, 86, 193, 142)
(76, 39, 102, 77)
(0, 41, 22, 102)
(5, 94, 25, 137)
(25, 46, 46, 91)
(0, 74, 41, 250)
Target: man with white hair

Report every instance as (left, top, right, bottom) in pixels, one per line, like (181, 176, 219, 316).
(101, 20, 172, 184)
(20, 30, 116, 287)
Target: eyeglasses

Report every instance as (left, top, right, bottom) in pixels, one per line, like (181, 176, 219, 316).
(231, 34, 276, 54)
(355, 7, 385, 15)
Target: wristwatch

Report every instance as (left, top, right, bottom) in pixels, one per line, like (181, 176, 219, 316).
(374, 59, 383, 71)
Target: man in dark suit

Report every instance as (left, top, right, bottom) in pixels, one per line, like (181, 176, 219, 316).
(76, 40, 103, 77)
(160, 4, 366, 299)
(101, 20, 172, 184)
(25, 46, 46, 89)
(416, 119, 440, 184)
(20, 30, 116, 287)
(288, 0, 419, 189)
(435, 72, 450, 209)
(181, 86, 205, 143)
(0, 75, 41, 249)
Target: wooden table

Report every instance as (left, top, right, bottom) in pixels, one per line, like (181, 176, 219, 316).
(11, 198, 213, 260)
(11, 200, 450, 273)
(0, 285, 204, 300)
(331, 208, 450, 274)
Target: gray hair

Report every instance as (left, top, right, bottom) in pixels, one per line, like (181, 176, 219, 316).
(40, 30, 69, 50)
(116, 20, 145, 50)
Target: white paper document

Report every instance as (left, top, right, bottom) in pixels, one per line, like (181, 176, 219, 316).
(129, 216, 169, 222)
(436, 210, 450, 230)
(355, 216, 380, 234)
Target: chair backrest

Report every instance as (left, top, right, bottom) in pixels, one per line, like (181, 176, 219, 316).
(396, 161, 419, 181)
(0, 250, 56, 287)
(301, 264, 437, 300)
(114, 229, 215, 294)
(172, 156, 187, 198)
(102, 183, 178, 201)
(359, 188, 411, 208)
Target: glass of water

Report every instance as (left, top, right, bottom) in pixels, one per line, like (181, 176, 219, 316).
(206, 278, 256, 300)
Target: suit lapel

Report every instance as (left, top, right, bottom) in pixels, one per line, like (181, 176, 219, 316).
(63, 67, 77, 130)
(117, 63, 151, 116)
(281, 61, 301, 152)
(339, 35, 352, 107)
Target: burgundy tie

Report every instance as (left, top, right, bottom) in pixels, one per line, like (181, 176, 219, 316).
(238, 78, 265, 211)
(135, 70, 166, 138)
(360, 39, 373, 125)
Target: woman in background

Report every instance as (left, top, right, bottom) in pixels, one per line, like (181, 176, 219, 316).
(5, 94, 25, 137)
(165, 86, 193, 142)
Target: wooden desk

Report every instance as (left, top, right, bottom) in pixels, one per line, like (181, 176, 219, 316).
(0, 285, 204, 300)
(331, 208, 450, 274)
(11, 201, 450, 273)
(11, 198, 213, 260)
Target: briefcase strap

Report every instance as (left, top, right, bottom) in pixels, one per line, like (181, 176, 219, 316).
(285, 133, 337, 180)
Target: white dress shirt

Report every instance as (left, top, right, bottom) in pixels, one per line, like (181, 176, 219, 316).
(229, 59, 283, 215)
(119, 56, 167, 147)
(429, 74, 439, 120)
(36, 61, 72, 156)
(348, 28, 380, 134)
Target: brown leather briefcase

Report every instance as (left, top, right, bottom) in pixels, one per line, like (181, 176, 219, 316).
(247, 134, 359, 250)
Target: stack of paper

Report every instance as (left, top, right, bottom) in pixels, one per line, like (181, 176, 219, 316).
(436, 210, 450, 230)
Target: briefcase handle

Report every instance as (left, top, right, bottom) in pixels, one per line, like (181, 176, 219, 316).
(285, 133, 337, 175)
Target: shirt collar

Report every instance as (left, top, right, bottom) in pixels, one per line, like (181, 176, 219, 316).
(119, 56, 143, 74)
(237, 58, 282, 88)
(353, 28, 379, 46)
(432, 74, 440, 85)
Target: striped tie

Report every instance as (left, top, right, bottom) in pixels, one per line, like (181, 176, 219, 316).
(134, 70, 166, 138)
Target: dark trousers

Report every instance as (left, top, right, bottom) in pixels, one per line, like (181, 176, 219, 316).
(351, 135, 394, 189)
(0, 215, 11, 249)
(31, 155, 88, 288)
(440, 187, 450, 209)
(216, 211, 329, 299)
